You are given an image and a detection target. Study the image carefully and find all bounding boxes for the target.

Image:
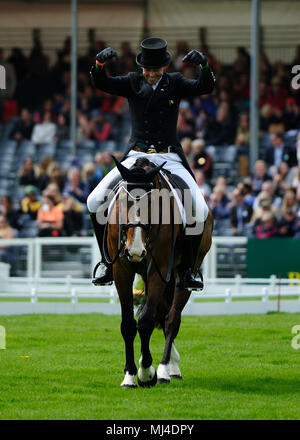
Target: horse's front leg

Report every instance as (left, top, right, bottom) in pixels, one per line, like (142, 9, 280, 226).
(114, 265, 137, 388)
(157, 287, 191, 383)
(136, 274, 164, 388)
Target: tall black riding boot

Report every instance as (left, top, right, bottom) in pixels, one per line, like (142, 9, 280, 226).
(176, 233, 203, 291)
(90, 213, 113, 286)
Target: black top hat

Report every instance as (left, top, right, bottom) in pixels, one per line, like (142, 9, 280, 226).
(136, 37, 171, 68)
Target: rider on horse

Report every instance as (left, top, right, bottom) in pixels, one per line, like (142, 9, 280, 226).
(87, 37, 215, 290)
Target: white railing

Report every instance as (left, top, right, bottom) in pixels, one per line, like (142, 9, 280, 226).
(0, 237, 300, 316)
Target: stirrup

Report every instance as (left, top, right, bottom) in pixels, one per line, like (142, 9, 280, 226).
(92, 261, 113, 286)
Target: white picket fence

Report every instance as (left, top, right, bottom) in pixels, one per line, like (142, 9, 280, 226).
(0, 237, 300, 316)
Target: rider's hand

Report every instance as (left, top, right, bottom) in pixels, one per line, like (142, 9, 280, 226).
(182, 50, 207, 68)
(96, 47, 118, 68)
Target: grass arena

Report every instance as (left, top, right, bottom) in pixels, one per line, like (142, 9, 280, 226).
(1, 312, 299, 420)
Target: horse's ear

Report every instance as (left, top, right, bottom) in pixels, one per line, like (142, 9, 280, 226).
(111, 154, 133, 181)
(145, 161, 167, 181)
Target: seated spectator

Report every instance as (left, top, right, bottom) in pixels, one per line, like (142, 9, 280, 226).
(293, 211, 300, 238)
(283, 97, 300, 131)
(0, 212, 15, 240)
(43, 182, 63, 207)
(205, 101, 236, 146)
(47, 161, 65, 191)
(254, 212, 279, 239)
(0, 213, 15, 265)
(252, 160, 271, 195)
(229, 188, 253, 236)
(82, 162, 98, 199)
(87, 110, 112, 144)
(177, 101, 195, 140)
(265, 132, 297, 172)
(278, 189, 299, 237)
(10, 108, 34, 141)
(209, 185, 231, 220)
(21, 185, 42, 219)
(37, 194, 64, 237)
(194, 169, 211, 201)
(94, 152, 104, 180)
(181, 137, 193, 166)
(251, 191, 278, 226)
(18, 157, 39, 186)
(292, 166, 300, 202)
(235, 113, 250, 147)
(0, 195, 21, 230)
(238, 178, 255, 208)
(54, 113, 70, 142)
(77, 113, 90, 142)
(273, 161, 297, 197)
(36, 156, 52, 191)
(191, 139, 213, 180)
(31, 110, 56, 146)
(101, 151, 115, 177)
(252, 180, 282, 212)
(63, 168, 85, 203)
(61, 191, 84, 236)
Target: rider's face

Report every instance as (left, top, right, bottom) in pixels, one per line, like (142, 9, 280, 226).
(142, 66, 167, 85)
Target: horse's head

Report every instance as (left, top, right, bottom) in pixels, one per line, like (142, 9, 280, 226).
(112, 155, 166, 263)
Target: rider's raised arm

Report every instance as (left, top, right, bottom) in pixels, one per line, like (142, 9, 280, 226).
(90, 47, 132, 98)
(174, 49, 216, 98)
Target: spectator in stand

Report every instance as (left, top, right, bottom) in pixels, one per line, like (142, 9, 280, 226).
(177, 101, 195, 140)
(252, 160, 271, 195)
(60, 191, 84, 236)
(254, 212, 279, 239)
(238, 178, 255, 208)
(205, 101, 236, 146)
(0, 195, 21, 230)
(54, 113, 70, 142)
(181, 137, 193, 166)
(265, 132, 293, 173)
(209, 185, 231, 220)
(21, 185, 42, 220)
(10, 108, 34, 142)
(229, 188, 253, 236)
(31, 110, 56, 147)
(37, 194, 64, 237)
(292, 166, 300, 202)
(235, 113, 250, 147)
(82, 162, 98, 200)
(269, 76, 287, 111)
(119, 41, 136, 74)
(87, 110, 112, 145)
(283, 97, 300, 131)
(77, 113, 90, 142)
(36, 156, 52, 191)
(194, 169, 211, 201)
(252, 180, 282, 212)
(46, 161, 65, 191)
(18, 157, 39, 186)
(0, 213, 15, 265)
(191, 138, 213, 179)
(63, 168, 85, 203)
(293, 210, 300, 238)
(278, 189, 298, 237)
(94, 152, 104, 181)
(101, 151, 115, 177)
(272, 161, 297, 197)
(251, 191, 278, 226)
(43, 182, 63, 207)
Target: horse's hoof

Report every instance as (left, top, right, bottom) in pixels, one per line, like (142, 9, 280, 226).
(157, 378, 170, 384)
(138, 371, 157, 388)
(170, 374, 182, 380)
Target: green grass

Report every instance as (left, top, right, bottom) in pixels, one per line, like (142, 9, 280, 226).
(0, 313, 300, 420)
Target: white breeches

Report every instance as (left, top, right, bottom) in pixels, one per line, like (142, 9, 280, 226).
(87, 151, 208, 232)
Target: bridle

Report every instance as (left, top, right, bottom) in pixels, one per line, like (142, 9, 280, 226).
(101, 174, 176, 290)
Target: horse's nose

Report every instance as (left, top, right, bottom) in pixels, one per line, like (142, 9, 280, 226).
(126, 247, 146, 262)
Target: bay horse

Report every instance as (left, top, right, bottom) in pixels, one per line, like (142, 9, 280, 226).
(103, 156, 213, 388)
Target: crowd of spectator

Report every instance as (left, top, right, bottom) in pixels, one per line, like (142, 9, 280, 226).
(0, 38, 300, 245)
